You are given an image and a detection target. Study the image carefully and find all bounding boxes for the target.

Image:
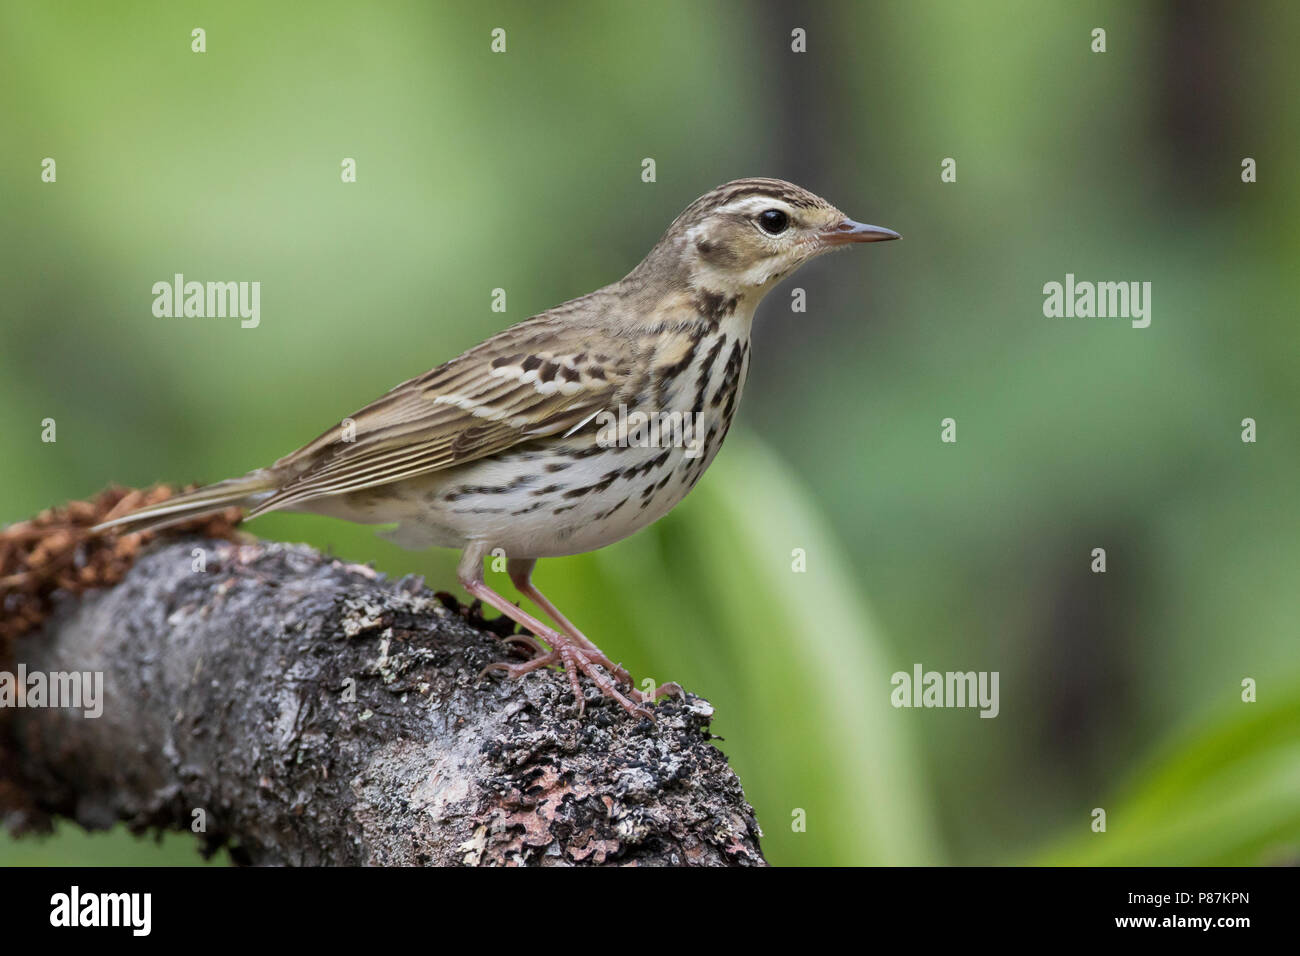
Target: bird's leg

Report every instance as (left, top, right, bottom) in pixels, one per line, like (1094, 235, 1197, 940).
(507, 558, 683, 706)
(459, 551, 650, 718)
(506, 558, 632, 687)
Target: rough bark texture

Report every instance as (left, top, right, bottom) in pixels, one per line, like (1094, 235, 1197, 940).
(1, 537, 764, 866)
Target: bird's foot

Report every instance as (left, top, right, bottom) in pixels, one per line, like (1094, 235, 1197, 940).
(495, 627, 633, 687)
(480, 633, 652, 720)
(561, 636, 633, 688)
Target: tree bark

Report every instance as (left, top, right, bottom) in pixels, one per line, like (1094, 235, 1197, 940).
(0, 537, 764, 866)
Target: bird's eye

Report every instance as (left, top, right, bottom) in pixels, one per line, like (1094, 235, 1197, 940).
(757, 209, 789, 235)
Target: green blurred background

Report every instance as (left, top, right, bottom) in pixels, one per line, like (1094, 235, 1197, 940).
(2, 1, 1297, 866)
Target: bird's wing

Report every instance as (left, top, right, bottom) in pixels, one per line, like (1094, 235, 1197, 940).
(246, 320, 635, 517)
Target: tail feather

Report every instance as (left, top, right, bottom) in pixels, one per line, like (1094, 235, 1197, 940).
(90, 473, 276, 535)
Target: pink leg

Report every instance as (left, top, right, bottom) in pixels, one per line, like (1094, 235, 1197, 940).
(459, 550, 651, 718)
(507, 558, 632, 686)
(507, 558, 683, 706)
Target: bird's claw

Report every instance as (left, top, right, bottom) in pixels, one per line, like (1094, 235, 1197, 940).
(502, 634, 547, 657)
(479, 639, 653, 720)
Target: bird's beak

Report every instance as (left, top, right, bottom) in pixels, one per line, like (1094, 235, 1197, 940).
(821, 218, 901, 245)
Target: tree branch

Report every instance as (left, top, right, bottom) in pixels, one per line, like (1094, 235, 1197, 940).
(1, 537, 764, 866)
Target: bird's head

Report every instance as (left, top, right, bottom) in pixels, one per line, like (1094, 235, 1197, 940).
(640, 178, 899, 303)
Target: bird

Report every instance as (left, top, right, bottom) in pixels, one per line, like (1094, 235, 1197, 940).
(93, 178, 899, 718)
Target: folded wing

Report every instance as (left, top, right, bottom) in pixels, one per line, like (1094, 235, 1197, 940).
(248, 325, 632, 517)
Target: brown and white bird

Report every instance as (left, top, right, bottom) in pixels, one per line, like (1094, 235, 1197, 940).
(94, 178, 898, 717)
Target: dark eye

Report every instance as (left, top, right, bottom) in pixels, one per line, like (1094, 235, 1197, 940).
(757, 209, 789, 235)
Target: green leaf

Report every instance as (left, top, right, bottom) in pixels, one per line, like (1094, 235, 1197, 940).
(1036, 684, 1300, 865)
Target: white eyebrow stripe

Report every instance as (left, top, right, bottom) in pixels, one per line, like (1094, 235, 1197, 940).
(715, 195, 796, 218)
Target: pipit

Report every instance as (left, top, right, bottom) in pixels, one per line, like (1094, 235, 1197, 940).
(95, 178, 899, 717)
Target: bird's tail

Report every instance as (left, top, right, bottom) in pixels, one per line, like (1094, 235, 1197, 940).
(90, 472, 277, 536)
